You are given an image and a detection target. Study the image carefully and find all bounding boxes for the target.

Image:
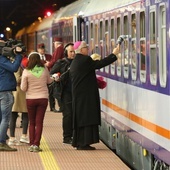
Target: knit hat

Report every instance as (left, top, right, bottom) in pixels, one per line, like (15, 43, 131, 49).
(74, 41, 87, 53)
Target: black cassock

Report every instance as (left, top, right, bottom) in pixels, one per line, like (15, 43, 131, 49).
(70, 53, 117, 147)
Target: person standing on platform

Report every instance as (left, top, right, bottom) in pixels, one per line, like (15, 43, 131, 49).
(45, 37, 64, 112)
(50, 43, 75, 144)
(0, 45, 22, 151)
(70, 41, 120, 150)
(37, 43, 57, 112)
(21, 52, 53, 152)
(8, 55, 29, 146)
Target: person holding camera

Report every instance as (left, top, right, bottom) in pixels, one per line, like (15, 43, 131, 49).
(70, 41, 120, 150)
(0, 43, 22, 151)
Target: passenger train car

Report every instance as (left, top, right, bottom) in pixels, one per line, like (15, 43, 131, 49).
(15, 0, 170, 169)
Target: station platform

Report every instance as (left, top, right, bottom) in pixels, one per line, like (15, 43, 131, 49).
(1, 108, 130, 170)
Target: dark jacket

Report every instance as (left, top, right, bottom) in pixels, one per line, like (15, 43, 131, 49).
(0, 55, 22, 92)
(50, 57, 73, 97)
(70, 53, 117, 128)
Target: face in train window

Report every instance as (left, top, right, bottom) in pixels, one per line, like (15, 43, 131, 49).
(140, 40, 146, 70)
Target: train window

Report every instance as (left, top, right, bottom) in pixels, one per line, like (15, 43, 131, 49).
(85, 22, 89, 43)
(111, 18, 114, 39)
(139, 11, 146, 83)
(123, 15, 129, 78)
(90, 22, 93, 39)
(99, 20, 104, 72)
(105, 32, 109, 73)
(149, 8, 157, 85)
(159, 4, 167, 87)
(100, 21, 103, 40)
(131, 14, 137, 80)
(116, 16, 121, 77)
(81, 22, 85, 41)
(111, 18, 115, 75)
(95, 22, 98, 45)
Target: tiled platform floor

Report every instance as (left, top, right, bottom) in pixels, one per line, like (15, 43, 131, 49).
(0, 109, 130, 170)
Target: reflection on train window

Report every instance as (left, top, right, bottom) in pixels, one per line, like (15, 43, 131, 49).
(111, 40, 116, 75)
(150, 11, 156, 45)
(90, 39, 94, 54)
(149, 9, 157, 84)
(140, 11, 146, 71)
(90, 22, 93, 39)
(131, 14, 136, 38)
(95, 23, 98, 45)
(116, 17, 121, 67)
(81, 22, 85, 41)
(111, 18, 114, 39)
(131, 14, 137, 69)
(131, 40, 137, 68)
(85, 23, 89, 43)
(159, 4, 167, 87)
(140, 40, 146, 70)
(105, 33, 109, 57)
(140, 12, 145, 38)
(117, 17, 120, 38)
(123, 15, 128, 67)
(100, 21, 103, 40)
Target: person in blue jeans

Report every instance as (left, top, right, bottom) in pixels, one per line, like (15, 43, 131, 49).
(0, 44, 22, 151)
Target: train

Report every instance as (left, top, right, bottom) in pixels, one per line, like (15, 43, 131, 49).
(15, 0, 170, 169)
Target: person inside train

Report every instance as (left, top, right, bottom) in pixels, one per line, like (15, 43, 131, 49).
(50, 43, 75, 144)
(37, 43, 58, 113)
(8, 54, 29, 146)
(70, 41, 120, 150)
(20, 52, 53, 152)
(45, 37, 64, 112)
(0, 41, 22, 151)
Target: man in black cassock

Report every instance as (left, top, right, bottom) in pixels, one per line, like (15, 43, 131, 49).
(70, 41, 120, 150)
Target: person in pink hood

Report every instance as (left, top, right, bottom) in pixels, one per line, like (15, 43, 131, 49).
(70, 41, 120, 150)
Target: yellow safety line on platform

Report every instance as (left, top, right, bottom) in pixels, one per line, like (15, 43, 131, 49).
(39, 136, 60, 170)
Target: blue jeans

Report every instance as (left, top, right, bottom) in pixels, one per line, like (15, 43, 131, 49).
(0, 91, 14, 143)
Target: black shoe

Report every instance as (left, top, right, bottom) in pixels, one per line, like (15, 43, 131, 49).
(50, 108, 58, 113)
(63, 138, 72, 144)
(0, 143, 17, 151)
(77, 145, 96, 150)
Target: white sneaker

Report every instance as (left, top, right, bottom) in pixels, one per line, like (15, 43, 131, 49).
(20, 136, 29, 144)
(8, 138, 21, 146)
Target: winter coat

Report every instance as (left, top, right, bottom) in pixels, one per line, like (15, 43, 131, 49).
(70, 53, 117, 128)
(0, 55, 22, 92)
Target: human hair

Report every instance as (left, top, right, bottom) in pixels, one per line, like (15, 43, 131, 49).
(27, 52, 44, 70)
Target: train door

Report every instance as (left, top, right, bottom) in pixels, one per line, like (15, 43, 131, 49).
(73, 16, 82, 42)
(130, 13, 137, 80)
(110, 17, 116, 76)
(116, 15, 122, 77)
(158, 3, 167, 88)
(139, 10, 146, 83)
(149, 6, 157, 86)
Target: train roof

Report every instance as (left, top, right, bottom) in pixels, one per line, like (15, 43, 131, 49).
(83, 0, 139, 16)
(15, 0, 140, 37)
(52, 0, 90, 23)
